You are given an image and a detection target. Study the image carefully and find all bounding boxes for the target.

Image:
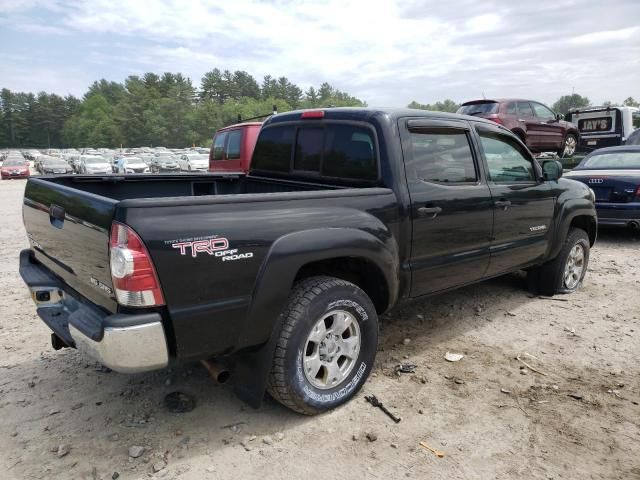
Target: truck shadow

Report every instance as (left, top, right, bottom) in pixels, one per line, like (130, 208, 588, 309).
(5, 232, 626, 477)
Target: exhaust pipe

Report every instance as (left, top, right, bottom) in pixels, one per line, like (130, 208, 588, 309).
(201, 359, 230, 384)
(628, 221, 640, 230)
(51, 333, 70, 350)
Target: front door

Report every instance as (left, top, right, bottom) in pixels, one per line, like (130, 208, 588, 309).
(473, 124, 556, 276)
(401, 119, 494, 297)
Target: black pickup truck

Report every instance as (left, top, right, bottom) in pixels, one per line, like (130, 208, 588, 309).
(19, 108, 597, 415)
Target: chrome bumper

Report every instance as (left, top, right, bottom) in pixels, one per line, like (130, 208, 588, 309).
(69, 321, 169, 373)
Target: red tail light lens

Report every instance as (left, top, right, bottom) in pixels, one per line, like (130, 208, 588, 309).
(109, 222, 165, 307)
(489, 116, 504, 125)
(635, 185, 640, 200)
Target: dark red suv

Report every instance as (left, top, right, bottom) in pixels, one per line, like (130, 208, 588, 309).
(457, 99, 580, 156)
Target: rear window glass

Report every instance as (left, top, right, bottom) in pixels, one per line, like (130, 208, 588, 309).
(294, 127, 323, 171)
(457, 102, 498, 115)
(580, 152, 640, 169)
(212, 132, 227, 161)
(252, 125, 295, 172)
(226, 130, 242, 159)
(252, 124, 377, 181)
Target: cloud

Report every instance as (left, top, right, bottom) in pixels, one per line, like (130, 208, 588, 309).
(1, 0, 639, 106)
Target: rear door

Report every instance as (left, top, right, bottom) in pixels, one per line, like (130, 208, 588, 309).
(516, 102, 540, 148)
(530, 102, 563, 150)
(473, 124, 556, 275)
(400, 118, 494, 296)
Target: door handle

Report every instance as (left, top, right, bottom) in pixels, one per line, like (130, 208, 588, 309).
(494, 200, 511, 210)
(417, 206, 442, 218)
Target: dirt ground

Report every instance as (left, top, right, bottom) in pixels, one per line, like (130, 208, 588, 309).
(1, 178, 639, 480)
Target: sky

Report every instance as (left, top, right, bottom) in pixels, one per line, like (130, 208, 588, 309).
(0, 0, 639, 107)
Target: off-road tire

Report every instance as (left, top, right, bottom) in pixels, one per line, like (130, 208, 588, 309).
(527, 227, 590, 296)
(267, 276, 378, 415)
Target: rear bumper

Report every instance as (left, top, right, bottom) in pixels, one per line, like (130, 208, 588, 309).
(19, 249, 169, 373)
(596, 203, 640, 226)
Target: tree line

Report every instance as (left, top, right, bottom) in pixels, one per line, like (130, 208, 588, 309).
(407, 94, 639, 115)
(0, 70, 365, 148)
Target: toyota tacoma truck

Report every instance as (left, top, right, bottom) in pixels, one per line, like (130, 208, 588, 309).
(19, 108, 597, 415)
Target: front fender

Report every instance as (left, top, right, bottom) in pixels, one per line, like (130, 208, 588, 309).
(548, 180, 597, 259)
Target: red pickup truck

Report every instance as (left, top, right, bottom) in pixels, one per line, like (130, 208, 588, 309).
(208, 122, 261, 174)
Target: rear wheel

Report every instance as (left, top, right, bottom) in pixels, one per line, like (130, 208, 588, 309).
(561, 133, 577, 157)
(527, 227, 590, 296)
(267, 276, 378, 415)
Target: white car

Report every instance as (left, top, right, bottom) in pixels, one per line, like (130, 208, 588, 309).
(114, 157, 150, 174)
(178, 153, 209, 171)
(80, 155, 112, 174)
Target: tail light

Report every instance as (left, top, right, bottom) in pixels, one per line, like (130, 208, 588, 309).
(635, 185, 640, 201)
(109, 222, 164, 307)
(301, 110, 324, 119)
(488, 116, 504, 125)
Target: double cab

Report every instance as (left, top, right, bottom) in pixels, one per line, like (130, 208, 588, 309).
(20, 108, 596, 415)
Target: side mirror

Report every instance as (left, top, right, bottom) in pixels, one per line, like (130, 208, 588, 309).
(542, 160, 563, 181)
(556, 113, 563, 121)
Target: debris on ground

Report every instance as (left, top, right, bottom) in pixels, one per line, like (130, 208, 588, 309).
(365, 394, 401, 423)
(366, 432, 378, 442)
(56, 444, 70, 458)
(164, 391, 195, 413)
(396, 363, 417, 374)
(419, 441, 445, 458)
(128, 445, 145, 458)
(444, 352, 464, 362)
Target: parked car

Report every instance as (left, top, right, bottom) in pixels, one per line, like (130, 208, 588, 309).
(150, 152, 180, 172)
(209, 122, 261, 174)
(79, 155, 112, 174)
(457, 99, 580, 156)
(565, 146, 640, 229)
(39, 156, 73, 174)
(1, 158, 30, 179)
(178, 153, 209, 171)
(565, 106, 640, 152)
(19, 107, 596, 415)
(626, 128, 640, 146)
(114, 156, 150, 174)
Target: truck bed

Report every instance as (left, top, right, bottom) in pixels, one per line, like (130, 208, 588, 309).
(46, 173, 345, 201)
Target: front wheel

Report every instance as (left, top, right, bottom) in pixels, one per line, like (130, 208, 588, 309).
(527, 227, 590, 296)
(561, 133, 577, 157)
(267, 276, 378, 415)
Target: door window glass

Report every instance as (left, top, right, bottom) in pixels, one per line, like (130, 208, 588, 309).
(516, 102, 534, 117)
(408, 129, 477, 183)
(506, 103, 517, 115)
(531, 102, 556, 121)
(479, 131, 536, 182)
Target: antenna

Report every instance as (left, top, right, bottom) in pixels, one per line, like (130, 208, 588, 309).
(482, 91, 486, 99)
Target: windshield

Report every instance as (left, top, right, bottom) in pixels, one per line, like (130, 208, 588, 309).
(3, 159, 27, 166)
(457, 102, 499, 115)
(85, 157, 105, 164)
(579, 152, 640, 169)
(189, 154, 208, 161)
(156, 152, 174, 157)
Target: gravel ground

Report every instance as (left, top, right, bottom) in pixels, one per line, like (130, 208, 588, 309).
(1, 178, 639, 480)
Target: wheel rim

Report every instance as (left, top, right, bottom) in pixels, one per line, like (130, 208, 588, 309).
(564, 136, 576, 156)
(563, 243, 585, 289)
(303, 310, 361, 390)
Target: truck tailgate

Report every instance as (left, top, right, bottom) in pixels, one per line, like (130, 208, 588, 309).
(23, 178, 118, 312)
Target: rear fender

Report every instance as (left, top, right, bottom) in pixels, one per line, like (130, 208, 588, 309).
(233, 227, 399, 407)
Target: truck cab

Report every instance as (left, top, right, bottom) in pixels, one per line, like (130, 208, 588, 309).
(208, 122, 261, 174)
